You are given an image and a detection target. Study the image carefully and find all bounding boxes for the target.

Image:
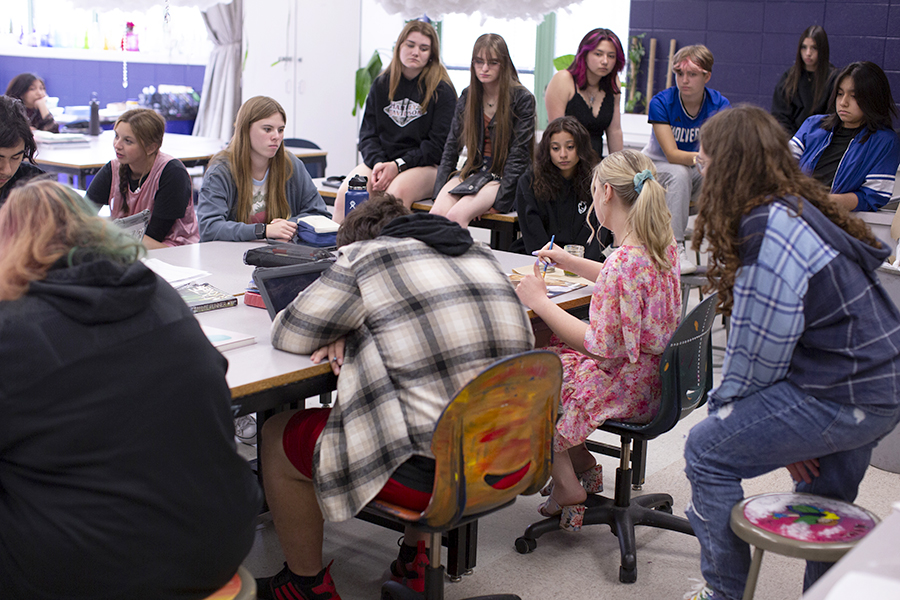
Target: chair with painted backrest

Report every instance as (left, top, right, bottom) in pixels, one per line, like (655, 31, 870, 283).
(283, 138, 326, 179)
(515, 293, 719, 583)
(371, 350, 562, 600)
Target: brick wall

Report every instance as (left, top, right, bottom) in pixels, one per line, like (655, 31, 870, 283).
(629, 0, 900, 116)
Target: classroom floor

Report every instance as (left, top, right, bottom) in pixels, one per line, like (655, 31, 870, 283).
(240, 235, 900, 600)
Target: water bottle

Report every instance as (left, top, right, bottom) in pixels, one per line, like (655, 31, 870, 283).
(89, 92, 101, 136)
(344, 175, 369, 216)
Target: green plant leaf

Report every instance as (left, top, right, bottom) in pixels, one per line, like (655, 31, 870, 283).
(553, 54, 574, 71)
(353, 50, 383, 116)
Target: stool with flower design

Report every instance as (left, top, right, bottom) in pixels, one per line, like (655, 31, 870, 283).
(730, 492, 879, 600)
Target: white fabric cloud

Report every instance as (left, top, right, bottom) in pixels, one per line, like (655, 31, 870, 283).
(65, 0, 232, 10)
(374, 0, 571, 21)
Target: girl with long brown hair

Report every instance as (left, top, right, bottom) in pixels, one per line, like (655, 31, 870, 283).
(333, 20, 456, 223)
(430, 33, 536, 227)
(86, 108, 198, 248)
(771, 25, 837, 135)
(197, 96, 330, 241)
(516, 149, 681, 531)
(682, 105, 900, 600)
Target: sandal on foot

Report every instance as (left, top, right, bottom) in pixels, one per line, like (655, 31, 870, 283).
(540, 464, 602, 497)
(538, 496, 585, 532)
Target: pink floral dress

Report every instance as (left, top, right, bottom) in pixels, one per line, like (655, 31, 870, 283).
(549, 243, 682, 450)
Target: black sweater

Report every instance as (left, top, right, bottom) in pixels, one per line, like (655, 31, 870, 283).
(513, 170, 605, 261)
(358, 72, 457, 169)
(771, 66, 837, 136)
(0, 257, 262, 599)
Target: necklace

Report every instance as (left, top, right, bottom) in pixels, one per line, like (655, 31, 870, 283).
(133, 170, 150, 193)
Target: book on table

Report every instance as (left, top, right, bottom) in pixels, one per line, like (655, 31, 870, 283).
(177, 282, 238, 313)
(200, 325, 256, 352)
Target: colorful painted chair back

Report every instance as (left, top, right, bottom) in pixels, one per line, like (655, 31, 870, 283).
(370, 351, 562, 530)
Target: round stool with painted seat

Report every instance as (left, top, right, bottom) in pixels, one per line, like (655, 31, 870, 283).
(730, 492, 879, 600)
(202, 565, 256, 600)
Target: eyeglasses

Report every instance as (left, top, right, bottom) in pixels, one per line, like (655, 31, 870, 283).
(472, 58, 501, 69)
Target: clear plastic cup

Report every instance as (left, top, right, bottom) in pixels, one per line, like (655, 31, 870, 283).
(563, 244, 584, 277)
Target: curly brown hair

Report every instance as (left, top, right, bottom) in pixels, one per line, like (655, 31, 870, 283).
(691, 104, 881, 315)
(533, 116, 597, 205)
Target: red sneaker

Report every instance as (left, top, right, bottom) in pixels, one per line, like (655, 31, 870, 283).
(256, 560, 342, 600)
(389, 540, 429, 593)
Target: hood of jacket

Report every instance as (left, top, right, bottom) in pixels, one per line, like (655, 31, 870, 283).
(27, 254, 158, 325)
(777, 195, 889, 272)
(380, 213, 475, 256)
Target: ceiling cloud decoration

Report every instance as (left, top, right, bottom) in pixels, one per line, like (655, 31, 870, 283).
(65, 0, 232, 10)
(373, 0, 572, 21)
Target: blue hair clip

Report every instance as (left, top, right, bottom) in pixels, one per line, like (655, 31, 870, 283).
(633, 169, 654, 194)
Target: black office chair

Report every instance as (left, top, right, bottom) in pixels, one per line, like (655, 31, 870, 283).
(284, 138, 326, 179)
(515, 293, 719, 583)
(369, 351, 562, 600)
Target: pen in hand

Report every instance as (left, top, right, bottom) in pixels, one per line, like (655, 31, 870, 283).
(542, 235, 555, 280)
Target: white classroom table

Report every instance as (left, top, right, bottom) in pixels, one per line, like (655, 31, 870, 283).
(35, 131, 327, 188)
(146, 241, 593, 407)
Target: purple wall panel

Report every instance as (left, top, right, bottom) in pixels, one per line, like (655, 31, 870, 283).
(0, 54, 205, 109)
(708, 1, 765, 32)
(630, 0, 900, 117)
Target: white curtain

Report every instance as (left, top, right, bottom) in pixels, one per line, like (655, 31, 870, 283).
(192, 0, 242, 140)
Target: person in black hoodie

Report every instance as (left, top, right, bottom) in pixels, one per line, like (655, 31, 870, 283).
(513, 116, 610, 261)
(0, 95, 44, 207)
(332, 20, 456, 223)
(0, 180, 262, 600)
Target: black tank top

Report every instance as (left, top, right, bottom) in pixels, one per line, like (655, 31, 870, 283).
(565, 82, 615, 158)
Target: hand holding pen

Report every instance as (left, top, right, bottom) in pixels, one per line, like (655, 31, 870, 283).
(541, 235, 555, 279)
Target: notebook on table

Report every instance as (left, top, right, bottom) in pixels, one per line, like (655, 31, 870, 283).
(252, 261, 333, 320)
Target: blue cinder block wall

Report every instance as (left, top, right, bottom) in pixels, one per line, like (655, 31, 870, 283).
(629, 0, 900, 116)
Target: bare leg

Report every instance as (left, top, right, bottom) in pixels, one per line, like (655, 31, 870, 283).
(568, 443, 597, 474)
(443, 182, 500, 228)
(550, 443, 588, 506)
(332, 163, 374, 223)
(385, 166, 438, 208)
(261, 411, 324, 577)
(430, 176, 464, 217)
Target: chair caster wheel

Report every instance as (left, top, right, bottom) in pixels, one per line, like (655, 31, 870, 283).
(449, 574, 462, 583)
(514, 537, 536, 554)
(619, 565, 637, 583)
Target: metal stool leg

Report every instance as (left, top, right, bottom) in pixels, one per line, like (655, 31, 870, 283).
(742, 546, 764, 600)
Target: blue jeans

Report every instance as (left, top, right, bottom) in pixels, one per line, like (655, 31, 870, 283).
(684, 380, 900, 600)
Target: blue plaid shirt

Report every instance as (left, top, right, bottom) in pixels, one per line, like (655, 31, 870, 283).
(711, 197, 900, 411)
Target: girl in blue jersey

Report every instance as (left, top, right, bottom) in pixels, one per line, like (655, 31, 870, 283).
(790, 61, 900, 212)
(641, 44, 730, 274)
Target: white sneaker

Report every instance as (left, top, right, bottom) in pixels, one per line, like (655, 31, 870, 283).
(234, 414, 257, 446)
(678, 242, 697, 275)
